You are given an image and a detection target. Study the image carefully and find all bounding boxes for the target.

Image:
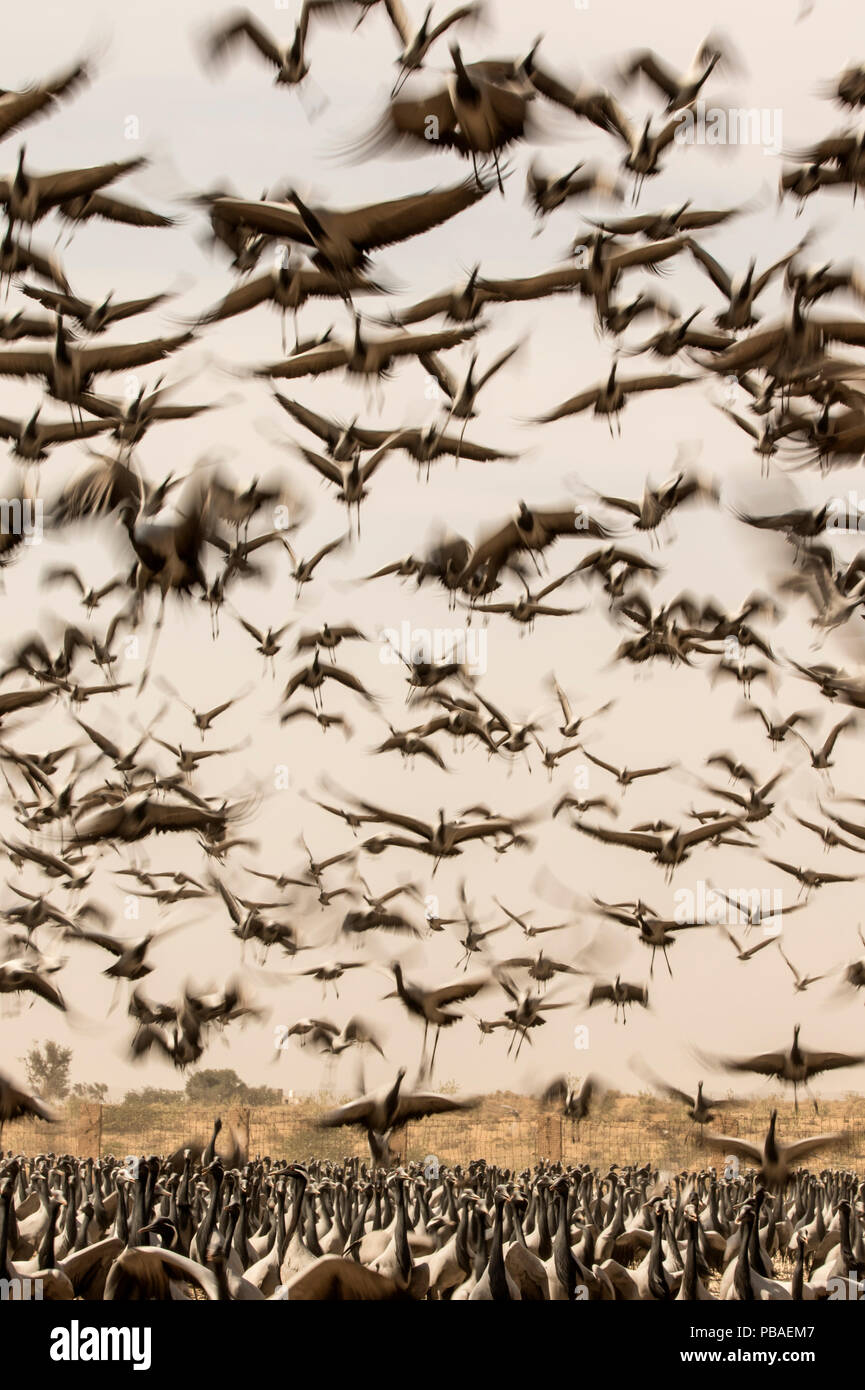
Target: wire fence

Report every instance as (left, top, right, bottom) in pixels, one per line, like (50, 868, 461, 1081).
(6, 1099, 865, 1172)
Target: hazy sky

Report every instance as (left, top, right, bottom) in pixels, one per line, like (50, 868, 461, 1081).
(4, 0, 865, 1106)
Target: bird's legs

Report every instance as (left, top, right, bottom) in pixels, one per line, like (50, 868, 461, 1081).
(492, 151, 505, 196)
(429, 1025, 441, 1075)
(137, 591, 167, 695)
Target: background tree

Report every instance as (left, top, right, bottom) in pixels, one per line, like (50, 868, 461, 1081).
(119, 1086, 183, 1106)
(22, 1041, 72, 1101)
(71, 1081, 108, 1102)
(184, 1069, 282, 1106)
(185, 1069, 246, 1105)
(240, 1082, 283, 1106)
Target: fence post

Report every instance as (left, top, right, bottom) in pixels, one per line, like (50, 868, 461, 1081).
(228, 1106, 251, 1160)
(76, 1102, 101, 1157)
(537, 1115, 562, 1161)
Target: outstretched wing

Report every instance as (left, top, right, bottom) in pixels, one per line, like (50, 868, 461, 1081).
(699, 1132, 762, 1164)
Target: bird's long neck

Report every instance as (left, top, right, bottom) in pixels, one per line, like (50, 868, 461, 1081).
(454, 1197, 473, 1273)
(114, 1179, 130, 1245)
(648, 1206, 672, 1300)
(510, 1200, 528, 1249)
(681, 1217, 698, 1299)
(39, 1201, 61, 1268)
(346, 1187, 370, 1258)
(393, 1178, 412, 1285)
(839, 1204, 856, 1275)
(0, 1181, 15, 1279)
(198, 1166, 223, 1258)
(735, 1211, 754, 1301)
(74, 1201, 94, 1252)
(553, 1186, 578, 1298)
(273, 1183, 288, 1263)
(286, 1171, 306, 1243)
(748, 1192, 766, 1273)
(384, 1069, 404, 1125)
(765, 1112, 778, 1164)
(663, 1205, 683, 1271)
(487, 1194, 511, 1299)
(303, 1188, 323, 1257)
(129, 1166, 148, 1247)
(452, 45, 469, 82)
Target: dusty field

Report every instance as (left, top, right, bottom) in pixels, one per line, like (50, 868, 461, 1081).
(6, 1089, 865, 1171)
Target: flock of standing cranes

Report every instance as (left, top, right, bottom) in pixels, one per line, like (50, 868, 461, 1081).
(4, 1, 865, 1303)
(4, 1124, 865, 1301)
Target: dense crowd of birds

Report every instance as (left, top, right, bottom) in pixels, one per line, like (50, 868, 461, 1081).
(2, 1103, 865, 1299)
(5, 9, 865, 1301)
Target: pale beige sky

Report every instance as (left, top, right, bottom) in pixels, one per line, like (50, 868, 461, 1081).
(4, 0, 865, 1104)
